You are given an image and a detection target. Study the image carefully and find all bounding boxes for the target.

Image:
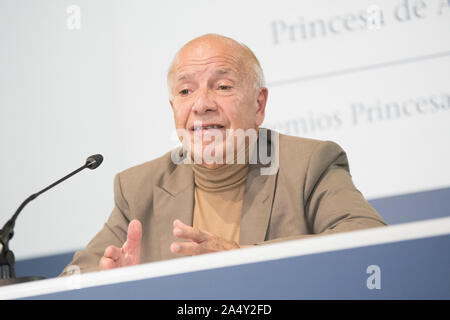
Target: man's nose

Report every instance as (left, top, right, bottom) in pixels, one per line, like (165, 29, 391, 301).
(192, 88, 217, 114)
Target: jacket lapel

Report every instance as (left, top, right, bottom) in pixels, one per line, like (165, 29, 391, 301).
(239, 164, 278, 245)
(153, 163, 194, 261)
(239, 128, 279, 245)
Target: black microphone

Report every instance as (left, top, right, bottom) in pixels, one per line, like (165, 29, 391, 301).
(86, 154, 103, 170)
(0, 154, 103, 286)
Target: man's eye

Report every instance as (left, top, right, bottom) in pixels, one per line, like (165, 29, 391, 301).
(179, 89, 190, 95)
(218, 85, 232, 90)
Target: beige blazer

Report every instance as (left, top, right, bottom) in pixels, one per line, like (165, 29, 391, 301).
(60, 130, 386, 275)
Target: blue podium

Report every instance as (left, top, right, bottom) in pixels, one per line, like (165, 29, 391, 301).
(1, 217, 449, 300)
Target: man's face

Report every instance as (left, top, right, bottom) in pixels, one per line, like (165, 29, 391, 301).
(169, 38, 267, 167)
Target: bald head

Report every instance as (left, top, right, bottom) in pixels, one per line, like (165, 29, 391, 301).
(167, 34, 269, 168)
(167, 34, 265, 97)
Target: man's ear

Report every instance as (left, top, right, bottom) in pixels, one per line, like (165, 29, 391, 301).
(255, 87, 268, 126)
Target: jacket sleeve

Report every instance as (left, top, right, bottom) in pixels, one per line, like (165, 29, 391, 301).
(58, 173, 130, 276)
(303, 140, 387, 234)
(252, 140, 387, 246)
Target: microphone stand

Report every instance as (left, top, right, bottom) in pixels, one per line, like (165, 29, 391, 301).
(0, 155, 102, 286)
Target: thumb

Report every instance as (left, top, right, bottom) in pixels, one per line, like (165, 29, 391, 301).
(122, 219, 142, 258)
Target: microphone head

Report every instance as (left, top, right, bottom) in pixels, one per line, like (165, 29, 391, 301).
(86, 154, 104, 170)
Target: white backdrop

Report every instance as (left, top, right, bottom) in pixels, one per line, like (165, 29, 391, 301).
(1, 0, 449, 260)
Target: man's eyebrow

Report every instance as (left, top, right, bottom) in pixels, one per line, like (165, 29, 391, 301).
(176, 73, 193, 82)
(176, 68, 236, 82)
(215, 68, 235, 75)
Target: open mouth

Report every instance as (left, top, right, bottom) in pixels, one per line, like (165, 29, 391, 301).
(190, 124, 225, 131)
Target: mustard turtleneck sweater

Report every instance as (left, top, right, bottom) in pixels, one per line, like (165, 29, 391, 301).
(191, 162, 249, 244)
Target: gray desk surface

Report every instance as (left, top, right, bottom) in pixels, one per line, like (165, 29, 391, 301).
(1, 217, 449, 300)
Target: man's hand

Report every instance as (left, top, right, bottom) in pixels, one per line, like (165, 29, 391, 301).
(170, 219, 240, 256)
(98, 219, 142, 271)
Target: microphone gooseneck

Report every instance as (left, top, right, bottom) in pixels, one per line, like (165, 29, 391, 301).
(0, 154, 103, 283)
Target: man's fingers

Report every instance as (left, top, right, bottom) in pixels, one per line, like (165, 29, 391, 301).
(98, 256, 117, 271)
(119, 219, 142, 266)
(99, 220, 143, 271)
(128, 219, 143, 242)
(123, 219, 142, 255)
(173, 219, 209, 243)
(170, 241, 200, 256)
(104, 245, 121, 261)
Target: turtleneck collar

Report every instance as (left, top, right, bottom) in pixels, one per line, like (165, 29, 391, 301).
(191, 138, 254, 192)
(192, 162, 249, 192)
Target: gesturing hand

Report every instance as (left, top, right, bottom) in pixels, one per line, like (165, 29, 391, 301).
(170, 219, 240, 256)
(98, 219, 142, 271)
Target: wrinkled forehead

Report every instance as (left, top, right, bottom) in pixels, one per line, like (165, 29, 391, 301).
(175, 64, 239, 82)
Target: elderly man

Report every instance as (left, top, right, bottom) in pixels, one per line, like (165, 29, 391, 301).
(60, 34, 386, 275)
